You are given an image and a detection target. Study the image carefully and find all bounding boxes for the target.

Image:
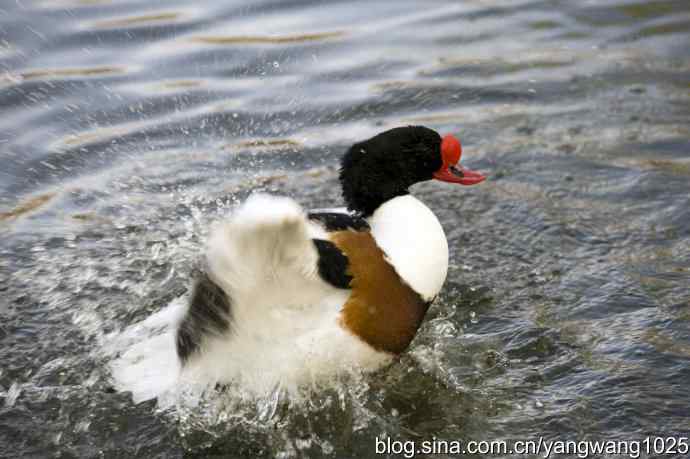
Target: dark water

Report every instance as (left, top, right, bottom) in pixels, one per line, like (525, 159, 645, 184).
(1, 0, 689, 457)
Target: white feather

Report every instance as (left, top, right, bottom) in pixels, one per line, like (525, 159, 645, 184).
(110, 194, 390, 402)
(108, 298, 186, 403)
(368, 195, 449, 301)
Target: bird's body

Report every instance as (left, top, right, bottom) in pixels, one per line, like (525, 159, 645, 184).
(174, 192, 449, 394)
(111, 126, 485, 400)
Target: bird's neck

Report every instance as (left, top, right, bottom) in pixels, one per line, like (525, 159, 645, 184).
(344, 189, 410, 218)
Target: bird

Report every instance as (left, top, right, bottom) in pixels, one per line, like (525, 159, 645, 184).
(111, 125, 486, 401)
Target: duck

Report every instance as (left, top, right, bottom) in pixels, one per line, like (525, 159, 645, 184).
(111, 125, 486, 401)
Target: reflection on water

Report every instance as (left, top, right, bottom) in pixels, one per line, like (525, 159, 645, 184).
(1, 0, 689, 457)
(192, 31, 346, 45)
(0, 192, 56, 221)
(91, 12, 183, 29)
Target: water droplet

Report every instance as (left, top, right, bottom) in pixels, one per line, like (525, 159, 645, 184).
(5, 382, 22, 407)
(150, 242, 163, 260)
(321, 441, 334, 454)
(75, 419, 91, 432)
(295, 437, 312, 450)
(84, 370, 99, 387)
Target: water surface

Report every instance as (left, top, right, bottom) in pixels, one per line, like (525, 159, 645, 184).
(1, 0, 689, 457)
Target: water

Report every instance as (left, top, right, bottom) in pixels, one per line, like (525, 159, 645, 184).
(1, 0, 689, 457)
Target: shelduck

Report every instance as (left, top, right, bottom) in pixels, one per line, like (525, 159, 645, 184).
(112, 126, 486, 400)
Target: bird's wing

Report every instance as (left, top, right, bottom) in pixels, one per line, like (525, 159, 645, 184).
(175, 194, 351, 363)
(308, 209, 370, 232)
(206, 194, 323, 290)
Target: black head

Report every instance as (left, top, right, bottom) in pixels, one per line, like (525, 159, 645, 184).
(339, 126, 443, 216)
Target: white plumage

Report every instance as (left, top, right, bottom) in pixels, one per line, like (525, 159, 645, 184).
(368, 195, 449, 301)
(183, 194, 390, 395)
(111, 195, 391, 401)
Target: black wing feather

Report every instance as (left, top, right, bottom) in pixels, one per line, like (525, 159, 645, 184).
(176, 272, 233, 364)
(308, 212, 370, 232)
(312, 239, 352, 289)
